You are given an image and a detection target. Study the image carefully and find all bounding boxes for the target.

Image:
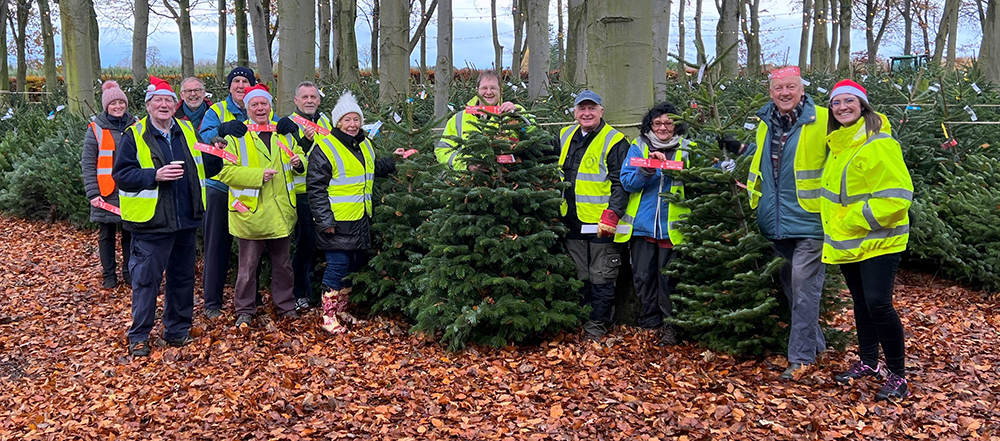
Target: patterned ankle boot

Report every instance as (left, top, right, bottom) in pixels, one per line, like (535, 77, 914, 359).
(321, 288, 346, 335)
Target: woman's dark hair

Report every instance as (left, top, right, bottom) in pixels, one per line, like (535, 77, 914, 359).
(640, 101, 686, 137)
(828, 97, 883, 136)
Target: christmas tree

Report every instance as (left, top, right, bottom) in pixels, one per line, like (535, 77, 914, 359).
(408, 109, 585, 351)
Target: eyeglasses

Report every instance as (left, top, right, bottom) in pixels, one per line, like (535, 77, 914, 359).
(652, 121, 675, 129)
(831, 97, 858, 107)
(181, 88, 205, 94)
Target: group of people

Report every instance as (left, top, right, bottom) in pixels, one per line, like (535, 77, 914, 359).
(82, 65, 912, 402)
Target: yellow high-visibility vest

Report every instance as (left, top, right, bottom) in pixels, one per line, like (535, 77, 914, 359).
(746, 106, 829, 212)
(291, 112, 333, 194)
(615, 140, 690, 244)
(227, 132, 299, 213)
(119, 119, 206, 223)
(316, 135, 375, 221)
(558, 123, 626, 224)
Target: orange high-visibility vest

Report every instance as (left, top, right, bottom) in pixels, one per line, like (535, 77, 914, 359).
(90, 122, 117, 197)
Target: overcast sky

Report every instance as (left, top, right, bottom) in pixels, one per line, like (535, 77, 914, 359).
(54, 0, 984, 71)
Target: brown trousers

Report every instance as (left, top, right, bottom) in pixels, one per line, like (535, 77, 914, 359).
(235, 237, 296, 316)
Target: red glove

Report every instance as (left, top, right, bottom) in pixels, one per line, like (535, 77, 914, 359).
(597, 210, 619, 238)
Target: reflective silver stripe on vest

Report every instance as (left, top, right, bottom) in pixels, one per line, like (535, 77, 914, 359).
(231, 188, 260, 198)
(121, 189, 158, 199)
(96, 168, 113, 174)
(294, 176, 307, 186)
(321, 138, 348, 179)
(93, 124, 103, 144)
(577, 194, 610, 204)
(193, 156, 203, 165)
(455, 114, 464, 139)
(861, 202, 882, 230)
(824, 224, 910, 250)
(560, 124, 578, 148)
(329, 194, 366, 204)
(795, 168, 824, 180)
(597, 128, 621, 177)
(238, 137, 250, 167)
(329, 175, 367, 186)
(821, 185, 913, 206)
(98, 150, 114, 157)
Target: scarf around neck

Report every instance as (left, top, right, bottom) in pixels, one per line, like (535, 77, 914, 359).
(182, 101, 209, 124)
(644, 133, 681, 153)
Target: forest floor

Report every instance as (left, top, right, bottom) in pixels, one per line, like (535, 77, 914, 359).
(1, 215, 998, 440)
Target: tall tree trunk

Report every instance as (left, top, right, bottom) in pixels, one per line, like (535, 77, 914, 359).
(903, 0, 912, 54)
(919, 0, 931, 54)
(379, 0, 408, 102)
(335, 0, 360, 82)
(249, 0, 274, 86)
(677, 0, 686, 82)
(511, 0, 527, 79)
(14, 0, 30, 93)
(217, 0, 227, 80)
(716, 0, 739, 78)
(828, 0, 838, 68)
(588, 0, 653, 133)
(945, 0, 959, 69)
(837, 0, 851, 71)
(810, 0, 829, 72)
(418, 0, 427, 84)
(370, 0, 379, 75)
(557, 0, 565, 76)
(90, 1, 101, 81)
(693, 0, 707, 64)
(434, 0, 453, 118)
(527, 0, 549, 100)
(741, 0, 762, 76)
(491, 0, 503, 72)
(982, 0, 1000, 83)
(0, 0, 8, 92)
(178, 0, 195, 78)
(277, 0, 315, 114)
(60, 0, 97, 115)
(318, 0, 331, 79)
(38, 0, 57, 92)
(653, 0, 671, 100)
(799, 0, 812, 69)
(236, 0, 250, 66)
(565, 0, 585, 84)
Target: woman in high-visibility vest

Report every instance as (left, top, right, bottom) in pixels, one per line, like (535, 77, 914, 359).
(307, 92, 403, 335)
(617, 102, 692, 347)
(822, 80, 913, 401)
(81, 81, 137, 289)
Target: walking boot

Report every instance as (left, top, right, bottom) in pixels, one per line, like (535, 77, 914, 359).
(334, 287, 361, 325)
(321, 287, 346, 335)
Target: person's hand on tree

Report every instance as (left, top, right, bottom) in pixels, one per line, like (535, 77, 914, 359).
(393, 148, 417, 159)
(262, 168, 278, 183)
(720, 158, 736, 172)
(218, 121, 248, 138)
(718, 135, 744, 155)
(596, 210, 619, 238)
(498, 101, 517, 113)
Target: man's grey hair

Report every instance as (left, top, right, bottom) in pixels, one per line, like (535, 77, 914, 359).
(295, 81, 320, 97)
(180, 76, 205, 90)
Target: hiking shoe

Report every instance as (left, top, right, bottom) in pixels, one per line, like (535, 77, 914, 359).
(780, 363, 807, 380)
(203, 309, 222, 320)
(658, 325, 679, 346)
(834, 361, 880, 385)
(128, 340, 151, 357)
(164, 335, 193, 347)
(235, 314, 253, 328)
(583, 320, 607, 341)
(875, 372, 911, 401)
(295, 298, 311, 311)
(103, 277, 117, 289)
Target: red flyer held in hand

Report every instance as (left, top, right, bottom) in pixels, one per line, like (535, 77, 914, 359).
(247, 124, 276, 132)
(629, 157, 684, 170)
(290, 115, 331, 136)
(277, 140, 295, 158)
(465, 106, 501, 115)
(94, 198, 121, 215)
(230, 199, 250, 213)
(193, 143, 239, 164)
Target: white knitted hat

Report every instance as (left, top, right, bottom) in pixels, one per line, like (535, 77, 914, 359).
(330, 91, 364, 127)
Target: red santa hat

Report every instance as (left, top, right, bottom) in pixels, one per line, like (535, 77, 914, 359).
(243, 84, 273, 106)
(829, 79, 869, 105)
(769, 66, 801, 80)
(144, 75, 176, 102)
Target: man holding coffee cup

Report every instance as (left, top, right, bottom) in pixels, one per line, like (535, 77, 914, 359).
(113, 76, 223, 357)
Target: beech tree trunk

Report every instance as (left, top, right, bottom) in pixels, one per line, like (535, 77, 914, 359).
(0, 0, 8, 92)
(742, 0, 762, 76)
(434, 0, 453, 118)
(236, 0, 250, 66)
(379, 0, 409, 102)
(511, 0, 527, 79)
(277, 0, 315, 114)
(837, 0, 851, 72)
(319, 0, 331, 79)
(370, 0, 380, 75)
(715, 0, 740, 78)
(217, 0, 227, 80)
(982, 0, 1000, 83)
(249, 0, 274, 85)
(693, 0, 707, 64)
(810, 0, 829, 72)
(14, 0, 31, 93)
(653, 0, 671, 99)
(587, 0, 653, 134)
(903, 0, 912, 54)
(335, 0, 360, 82)
(829, 0, 838, 68)
(677, 0, 686, 82)
(60, 0, 97, 115)
(799, 0, 812, 69)
(90, 1, 101, 81)
(565, 0, 586, 84)
(491, 0, 503, 72)
(557, 0, 565, 76)
(527, 0, 550, 99)
(38, 0, 57, 92)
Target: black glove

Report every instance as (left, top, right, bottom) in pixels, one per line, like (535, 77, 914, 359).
(276, 117, 298, 135)
(718, 135, 743, 155)
(218, 120, 248, 138)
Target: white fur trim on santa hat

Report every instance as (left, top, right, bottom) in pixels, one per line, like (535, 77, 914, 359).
(829, 85, 868, 104)
(243, 88, 272, 106)
(330, 91, 364, 127)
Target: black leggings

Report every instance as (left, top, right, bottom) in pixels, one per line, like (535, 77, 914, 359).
(840, 252, 906, 376)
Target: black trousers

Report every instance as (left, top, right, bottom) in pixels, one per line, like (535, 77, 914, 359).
(292, 193, 318, 301)
(202, 186, 233, 311)
(98, 222, 131, 281)
(630, 238, 678, 329)
(841, 252, 906, 376)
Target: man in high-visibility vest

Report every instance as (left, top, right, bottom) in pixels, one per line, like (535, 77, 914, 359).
(558, 90, 630, 341)
(112, 76, 222, 357)
(198, 66, 258, 320)
(435, 70, 529, 170)
(174, 76, 213, 143)
(743, 66, 829, 380)
(288, 81, 333, 310)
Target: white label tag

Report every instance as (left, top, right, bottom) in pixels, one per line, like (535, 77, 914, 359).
(719, 83, 727, 90)
(894, 84, 902, 90)
(580, 225, 599, 235)
(801, 78, 811, 86)
(393, 112, 402, 123)
(928, 84, 940, 92)
(744, 122, 757, 130)
(697, 65, 706, 84)
(362, 120, 384, 136)
(816, 87, 827, 93)
(964, 105, 979, 122)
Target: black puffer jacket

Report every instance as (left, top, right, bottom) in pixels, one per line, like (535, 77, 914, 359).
(307, 128, 396, 251)
(81, 111, 137, 223)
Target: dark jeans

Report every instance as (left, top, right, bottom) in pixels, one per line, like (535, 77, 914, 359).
(841, 252, 906, 377)
(566, 239, 621, 323)
(98, 222, 131, 281)
(235, 237, 296, 316)
(292, 193, 318, 300)
(127, 229, 197, 343)
(202, 186, 233, 311)
(322, 250, 366, 291)
(630, 238, 677, 328)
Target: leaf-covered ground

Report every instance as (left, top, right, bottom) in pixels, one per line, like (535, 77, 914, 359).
(1, 215, 998, 440)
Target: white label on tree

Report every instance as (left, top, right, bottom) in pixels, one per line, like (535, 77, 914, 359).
(2, 108, 12, 121)
(744, 122, 756, 130)
(448, 104, 454, 112)
(362, 120, 383, 136)
(964, 105, 979, 122)
(801, 78, 811, 86)
(894, 84, 903, 90)
(393, 112, 402, 123)
(205, 92, 213, 98)
(929, 83, 940, 92)
(419, 90, 427, 99)
(907, 84, 913, 92)
(972, 83, 982, 94)
(56, 105, 65, 112)
(697, 65, 706, 84)
(719, 84, 727, 90)
(816, 87, 827, 93)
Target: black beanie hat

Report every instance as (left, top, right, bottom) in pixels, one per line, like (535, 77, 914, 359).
(227, 67, 257, 87)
